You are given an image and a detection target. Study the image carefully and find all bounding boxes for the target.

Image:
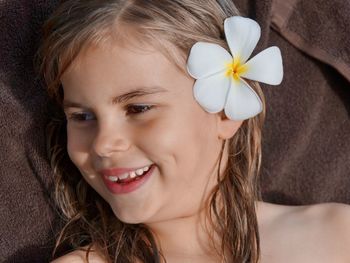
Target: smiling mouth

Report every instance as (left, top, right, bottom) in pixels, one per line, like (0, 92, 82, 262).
(102, 164, 156, 195)
(107, 164, 154, 184)
(116, 171, 148, 184)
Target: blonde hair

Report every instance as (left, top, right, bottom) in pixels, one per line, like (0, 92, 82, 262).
(37, 0, 265, 262)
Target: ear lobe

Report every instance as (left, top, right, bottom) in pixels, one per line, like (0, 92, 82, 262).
(216, 111, 243, 139)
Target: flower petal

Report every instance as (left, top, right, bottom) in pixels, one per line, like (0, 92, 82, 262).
(193, 71, 230, 113)
(241, 46, 283, 85)
(224, 78, 262, 120)
(224, 16, 261, 64)
(187, 42, 232, 79)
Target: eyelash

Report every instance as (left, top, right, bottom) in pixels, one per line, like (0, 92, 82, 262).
(68, 105, 154, 122)
(126, 104, 154, 115)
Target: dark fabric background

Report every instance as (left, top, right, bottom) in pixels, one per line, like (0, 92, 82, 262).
(0, 1, 63, 262)
(0, 0, 349, 262)
(234, 0, 350, 204)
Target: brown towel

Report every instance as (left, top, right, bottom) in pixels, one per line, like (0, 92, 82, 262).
(272, 0, 350, 83)
(235, 0, 350, 204)
(0, 1, 63, 262)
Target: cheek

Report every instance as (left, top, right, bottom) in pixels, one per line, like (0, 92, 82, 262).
(133, 115, 188, 158)
(66, 125, 93, 165)
(134, 104, 216, 158)
(134, 109, 216, 179)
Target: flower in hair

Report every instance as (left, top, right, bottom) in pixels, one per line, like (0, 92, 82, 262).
(187, 16, 283, 120)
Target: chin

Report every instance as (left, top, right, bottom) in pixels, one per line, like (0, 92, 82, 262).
(111, 206, 151, 224)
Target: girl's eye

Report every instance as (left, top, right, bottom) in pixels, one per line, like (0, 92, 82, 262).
(68, 112, 95, 122)
(126, 105, 154, 115)
(66, 105, 153, 122)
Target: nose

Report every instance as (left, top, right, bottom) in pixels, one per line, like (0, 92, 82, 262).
(92, 123, 131, 158)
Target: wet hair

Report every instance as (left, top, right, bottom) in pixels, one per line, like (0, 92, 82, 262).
(37, 0, 265, 262)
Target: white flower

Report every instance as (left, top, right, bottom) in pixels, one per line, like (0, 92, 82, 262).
(187, 16, 283, 120)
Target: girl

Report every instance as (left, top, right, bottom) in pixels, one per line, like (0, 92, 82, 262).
(38, 0, 350, 262)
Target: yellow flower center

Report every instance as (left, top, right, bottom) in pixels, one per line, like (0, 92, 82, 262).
(225, 57, 248, 81)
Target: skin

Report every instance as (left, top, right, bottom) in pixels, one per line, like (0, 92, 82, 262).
(60, 34, 241, 261)
(258, 202, 350, 263)
(53, 34, 350, 263)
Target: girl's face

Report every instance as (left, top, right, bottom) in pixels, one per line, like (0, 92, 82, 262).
(61, 37, 228, 224)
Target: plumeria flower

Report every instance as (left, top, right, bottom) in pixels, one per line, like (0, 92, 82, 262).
(187, 16, 283, 120)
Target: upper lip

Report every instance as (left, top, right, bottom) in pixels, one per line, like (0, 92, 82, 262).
(99, 164, 153, 177)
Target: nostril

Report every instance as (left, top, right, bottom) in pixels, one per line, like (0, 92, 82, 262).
(92, 136, 132, 158)
(95, 149, 114, 158)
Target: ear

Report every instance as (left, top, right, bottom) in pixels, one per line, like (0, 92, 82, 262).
(216, 111, 243, 140)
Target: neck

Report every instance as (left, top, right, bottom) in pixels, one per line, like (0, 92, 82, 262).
(146, 207, 222, 261)
(145, 141, 230, 260)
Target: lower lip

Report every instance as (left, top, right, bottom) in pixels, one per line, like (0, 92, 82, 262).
(102, 164, 155, 195)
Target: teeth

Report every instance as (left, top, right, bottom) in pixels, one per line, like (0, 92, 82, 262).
(119, 173, 129, 180)
(130, 171, 137, 178)
(107, 164, 152, 182)
(136, 169, 144, 176)
(109, 176, 119, 182)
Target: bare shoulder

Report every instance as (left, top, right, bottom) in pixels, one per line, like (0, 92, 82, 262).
(309, 202, 350, 224)
(308, 202, 350, 244)
(258, 201, 350, 263)
(50, 246, 106, 263)
(50, 251, 85, 263)
(295, 202, 350, 245)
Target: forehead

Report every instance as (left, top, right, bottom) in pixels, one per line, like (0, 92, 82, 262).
(62, 40, 179, 85)
(60, 21, 190, 91)
(60, 35, 193, 104)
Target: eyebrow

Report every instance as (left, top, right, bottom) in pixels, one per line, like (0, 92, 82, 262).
(63, 86, 168, 109)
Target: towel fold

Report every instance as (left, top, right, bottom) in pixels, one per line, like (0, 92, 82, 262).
(272, 0, 350, 83)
